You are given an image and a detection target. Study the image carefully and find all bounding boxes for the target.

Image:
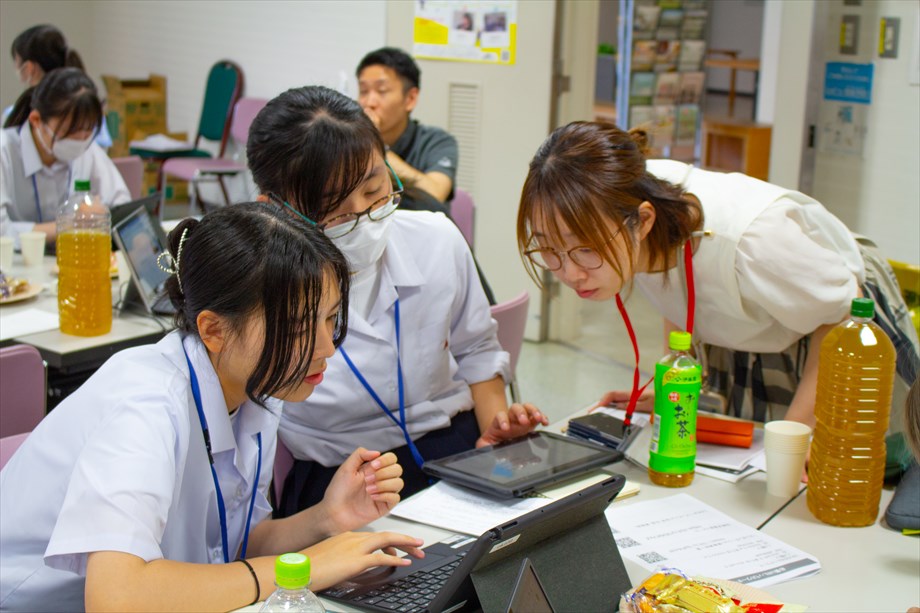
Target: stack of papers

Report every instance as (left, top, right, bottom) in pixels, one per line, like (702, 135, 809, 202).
(606, 494, 821, 588)
(392, 473, 640, 536)
(621, 415, 765, 483)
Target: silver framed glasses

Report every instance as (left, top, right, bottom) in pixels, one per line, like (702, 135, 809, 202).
(524, 228, 622, 271)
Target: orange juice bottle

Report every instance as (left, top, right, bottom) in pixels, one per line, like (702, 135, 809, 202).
(57, 180, 112, 336)
(807, 298, 895, 526)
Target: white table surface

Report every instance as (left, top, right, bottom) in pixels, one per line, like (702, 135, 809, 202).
(0, 253, 170, 369)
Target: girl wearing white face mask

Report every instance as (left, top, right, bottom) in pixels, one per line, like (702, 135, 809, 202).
(1, 67, 129, 244)
(248, 86, 548, 515)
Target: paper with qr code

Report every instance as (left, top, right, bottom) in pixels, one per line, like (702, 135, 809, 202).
(605, 494, 820, 588)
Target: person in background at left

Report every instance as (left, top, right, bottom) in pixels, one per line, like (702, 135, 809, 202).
(0, 67, 129, 245)
(7, 24, 112, 149)
(357, 47, 458, 210)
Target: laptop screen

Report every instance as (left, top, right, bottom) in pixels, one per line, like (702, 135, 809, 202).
(113, 207, 170, 308)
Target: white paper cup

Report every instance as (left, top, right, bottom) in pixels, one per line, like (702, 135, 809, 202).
(764, 420, 811, 497)
(19, 231, 47, 267)
(0, 236, 13, 270)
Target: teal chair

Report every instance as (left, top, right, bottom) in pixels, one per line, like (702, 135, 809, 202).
(130, 60, 244, 214)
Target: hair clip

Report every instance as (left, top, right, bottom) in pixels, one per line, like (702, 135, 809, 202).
(155, 227, 188, 293)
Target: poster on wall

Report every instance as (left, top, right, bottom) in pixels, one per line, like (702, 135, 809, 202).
(413, 1, 517, 65)
(819, 62, 873, 156)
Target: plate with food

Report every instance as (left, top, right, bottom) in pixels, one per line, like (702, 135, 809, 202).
(0, 274, 43, 305)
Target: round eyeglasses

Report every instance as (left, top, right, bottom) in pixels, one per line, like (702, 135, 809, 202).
(524, 229, 622, 271)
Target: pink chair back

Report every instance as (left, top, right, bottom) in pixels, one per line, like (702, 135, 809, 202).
(450, 189, 475, 249)
(111, 155, 144, 199)
(0, 432, 29, 470)
(491, 291, 529, 377)
(273, 438, 295, 506)
(230, 98, 268, 145)
(0, 345, 46, 438)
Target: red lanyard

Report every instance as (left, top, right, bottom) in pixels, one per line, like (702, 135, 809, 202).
(615, 240, 695, 427)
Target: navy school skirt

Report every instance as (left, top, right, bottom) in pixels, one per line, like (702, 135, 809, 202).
(275, 409, 480, 518)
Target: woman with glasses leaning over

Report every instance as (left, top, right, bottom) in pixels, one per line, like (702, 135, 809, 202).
(516, 121, 918, 428)
(247, 86, 547, 515)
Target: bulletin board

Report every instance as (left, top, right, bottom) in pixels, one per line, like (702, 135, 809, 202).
(413, 0, 517, 65)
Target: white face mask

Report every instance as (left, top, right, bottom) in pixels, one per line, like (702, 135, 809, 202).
(37, 124, 93, 162)
(329, 209, 394, 274)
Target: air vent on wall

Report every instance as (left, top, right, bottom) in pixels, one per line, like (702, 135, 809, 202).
(447, 81, 482, 202)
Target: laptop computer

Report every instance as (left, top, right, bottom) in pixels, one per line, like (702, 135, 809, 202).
(111, 205, 176, 315)
(110, 193, 162, 232)
(321, 474, 630, 613)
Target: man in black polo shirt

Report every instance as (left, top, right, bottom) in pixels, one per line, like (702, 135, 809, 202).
(356, 47, 458, 212)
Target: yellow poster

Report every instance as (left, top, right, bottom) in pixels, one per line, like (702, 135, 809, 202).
(413, 1, 517, 65)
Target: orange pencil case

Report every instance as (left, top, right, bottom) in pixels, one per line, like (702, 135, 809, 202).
(697, 414, 754, 448)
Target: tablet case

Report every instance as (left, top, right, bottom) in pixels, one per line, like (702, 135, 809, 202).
(471, 512, 629, 612)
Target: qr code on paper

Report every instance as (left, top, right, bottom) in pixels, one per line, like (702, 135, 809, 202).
(638, 551, 667, 564)
(616, 536, 641, 548)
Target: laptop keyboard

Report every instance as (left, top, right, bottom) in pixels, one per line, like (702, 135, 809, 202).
(327, 554, 465, 612)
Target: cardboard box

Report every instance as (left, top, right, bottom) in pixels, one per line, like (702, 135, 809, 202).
(137, 132, 190, 204)
(102, 74, 167, 157)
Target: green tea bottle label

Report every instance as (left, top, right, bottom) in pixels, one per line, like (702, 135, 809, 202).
(649, 362, 701, 474)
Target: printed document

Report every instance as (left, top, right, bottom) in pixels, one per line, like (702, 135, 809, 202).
(605, 494, 820, 588)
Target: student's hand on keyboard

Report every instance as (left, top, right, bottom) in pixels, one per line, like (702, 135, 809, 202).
(321, 448, 406, 534)
(476, 402, 549, 448)
(303, 531, 426, 591)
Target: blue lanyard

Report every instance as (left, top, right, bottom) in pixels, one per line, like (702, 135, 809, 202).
(30, 167, 71, 223)
(183, 350, 262, 563)
(340, 299, 425, 469)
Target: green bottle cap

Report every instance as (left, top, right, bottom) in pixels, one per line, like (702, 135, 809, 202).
(74, 180, 91, 192)
(850, 297, 874, 318)
(274, 553, 311, 589)
(668, 331, 692, 351)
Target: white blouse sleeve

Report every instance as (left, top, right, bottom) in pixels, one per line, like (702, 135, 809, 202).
(735, 199, 861, 336)
(445, 222, 511, 385)
(43, 390, 185, 574)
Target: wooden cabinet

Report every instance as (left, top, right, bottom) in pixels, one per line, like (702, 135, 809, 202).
(701, 118, 772, 180)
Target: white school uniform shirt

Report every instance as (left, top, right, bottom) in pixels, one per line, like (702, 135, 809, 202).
(0, 332, 278, 611)
(0, 123, 130, 241)
(634, 160, 865, 353)
(280, 210, 510, 466)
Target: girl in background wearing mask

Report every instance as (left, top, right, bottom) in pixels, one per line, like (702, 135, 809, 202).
(6, 24, 112, 148)
(1, 67, 129, 244)
(0, 203, 423, 611)
(247, 86, 547, 515)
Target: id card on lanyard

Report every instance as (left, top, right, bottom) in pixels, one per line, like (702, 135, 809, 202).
(340, 299, 426, 469)
(183, 350, 262, 563)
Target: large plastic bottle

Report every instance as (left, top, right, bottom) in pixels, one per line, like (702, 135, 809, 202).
(807, 297, 895, 527)
(649, 331, 702, 487)
(259, 553, 325, 612)
(56, 180, 112, 336)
